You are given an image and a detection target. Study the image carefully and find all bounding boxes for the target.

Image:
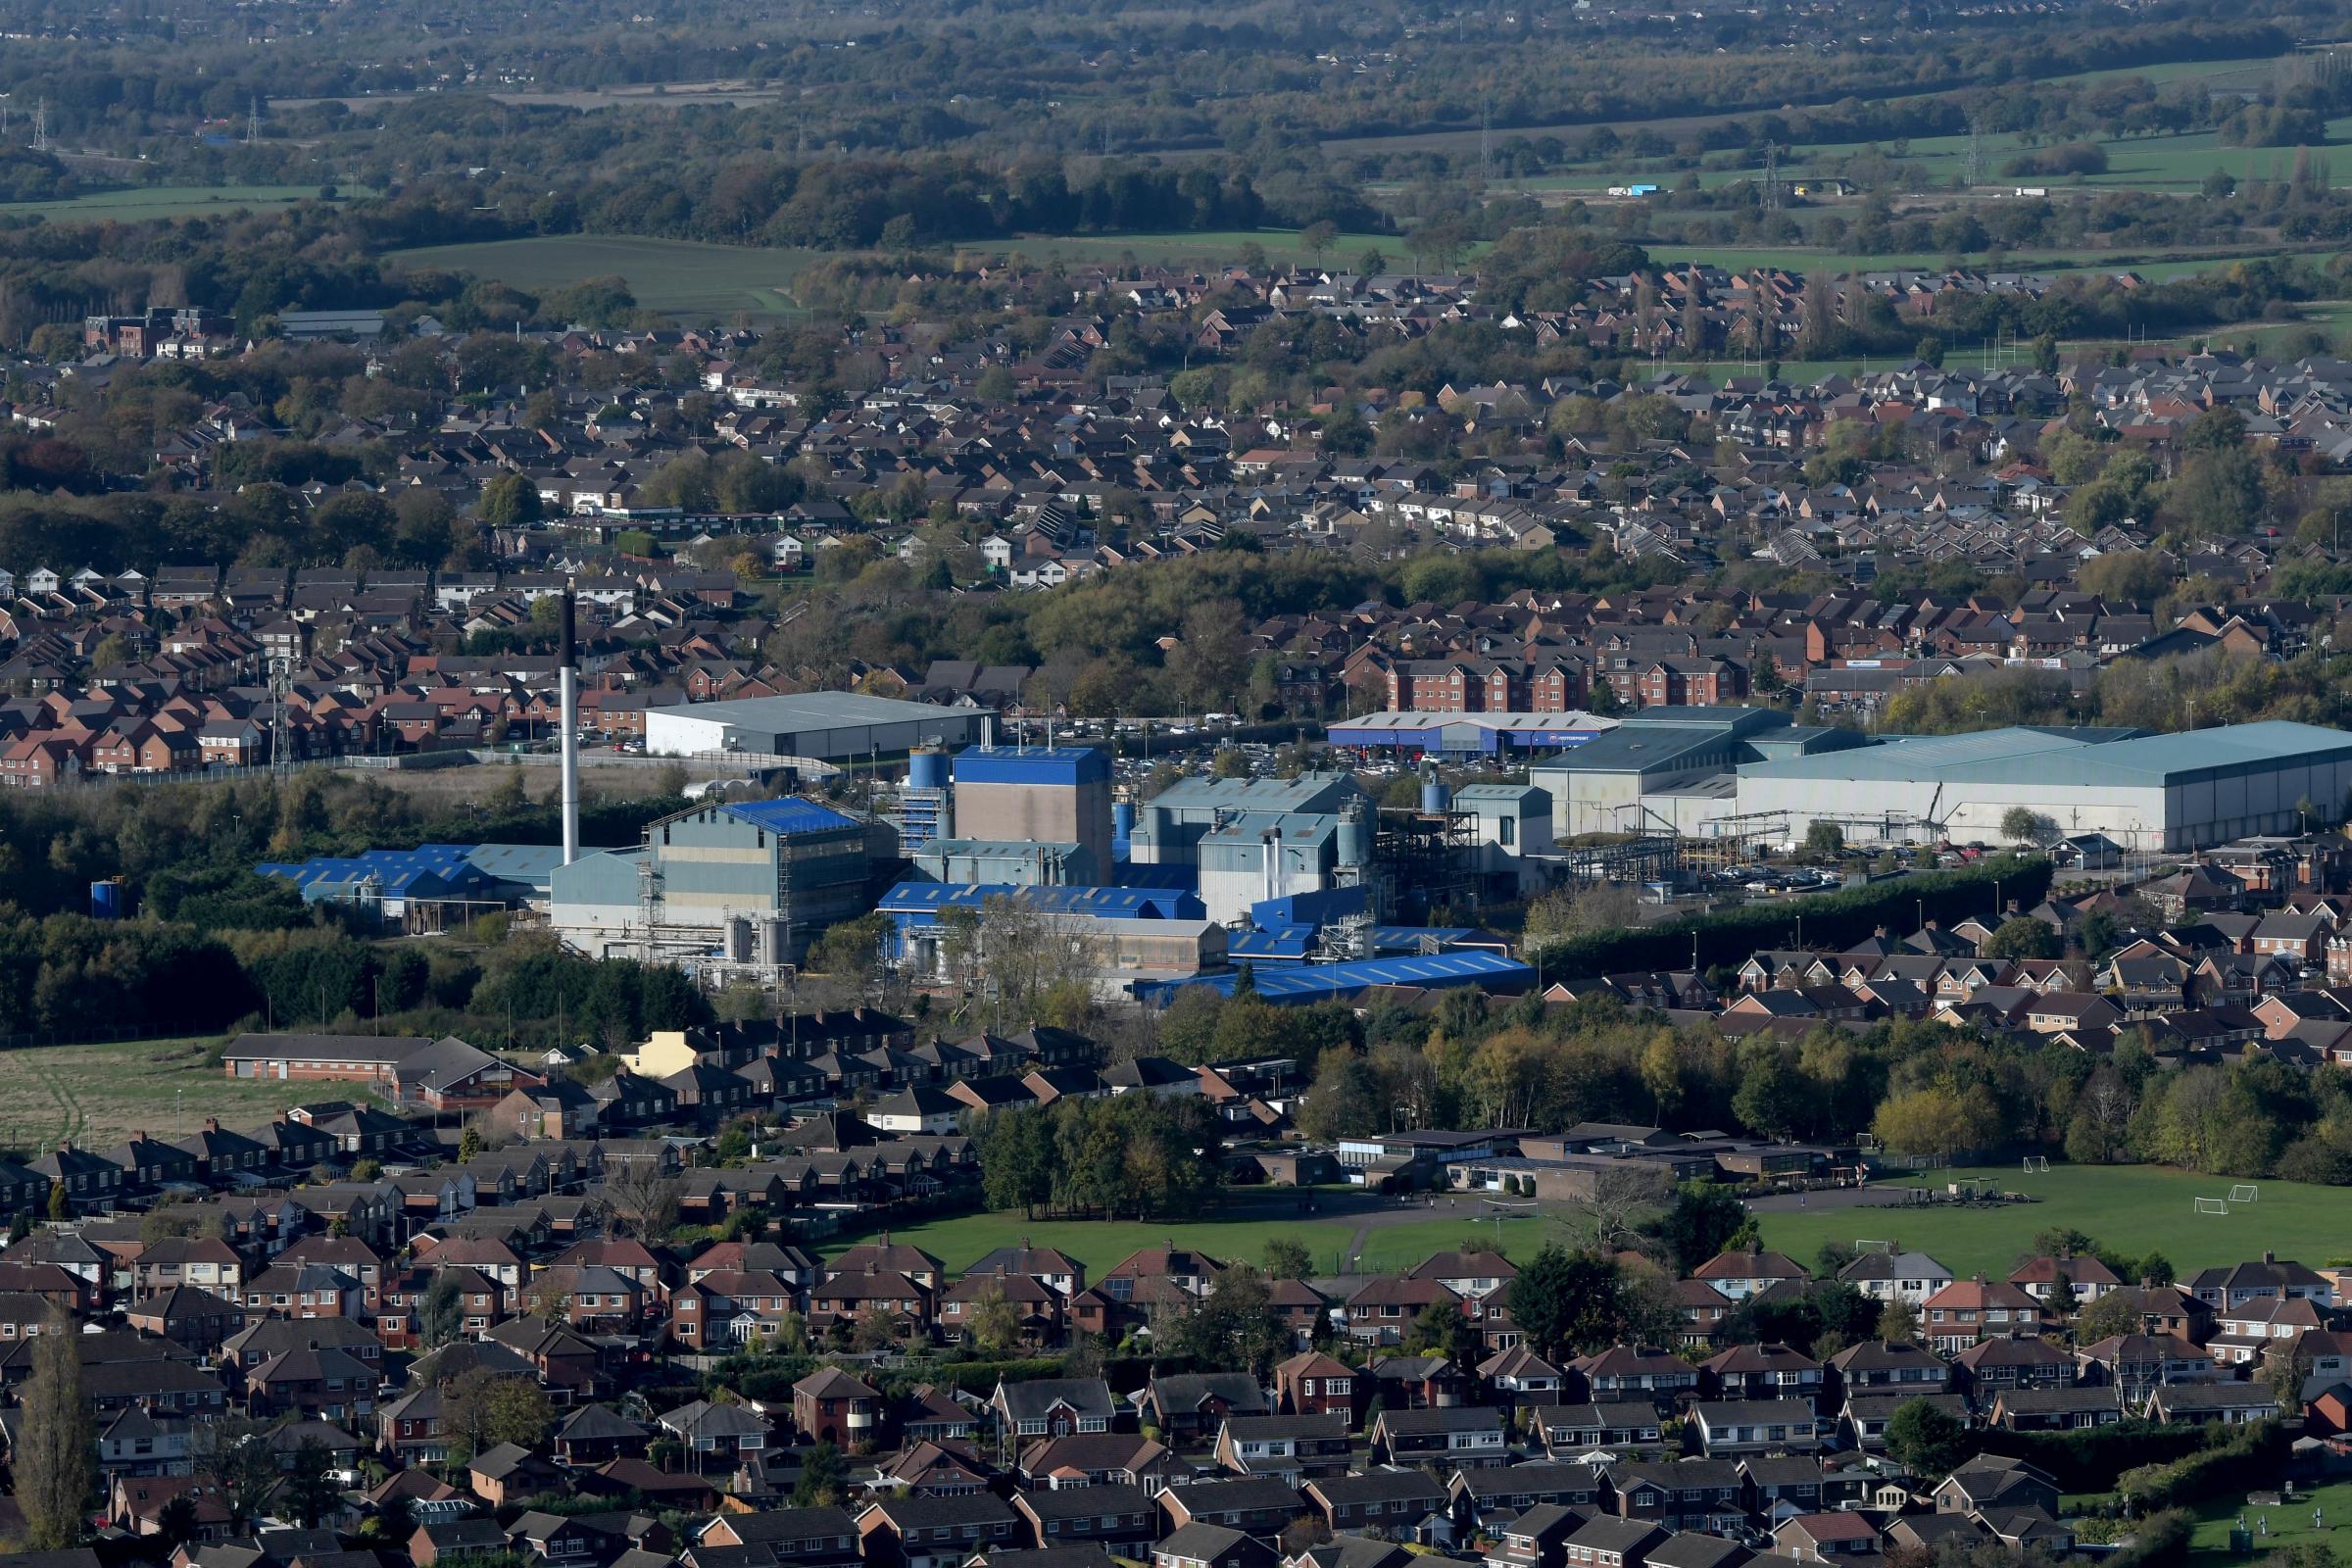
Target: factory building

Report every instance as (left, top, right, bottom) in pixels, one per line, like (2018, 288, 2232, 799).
(642, 692, 988, 761)
(877, 881, 1222, 998)
(948, 745, 1115, 885)
(1451, 784, 1558, 894)
(1528, 709, 1868, 840)
(259, 843, 565, 931)
(1328, 710, 1617, 758)
(1525, 714, 2352, 853)
(1732, 720, 2352, 852)
(548, 797, 882, 968)
(1128, 772, 1375, 925)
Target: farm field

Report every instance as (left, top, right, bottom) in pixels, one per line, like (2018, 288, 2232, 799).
(0, 1037, 317, 1153)
(1480, 110, 2352, 203)
(1754, 1163, 2352, 1281)
(388, 236, 812, 318)
(1323, 54, 2289, 162)
(0, 184, 360, 220)
(967, 229, 1438, 270)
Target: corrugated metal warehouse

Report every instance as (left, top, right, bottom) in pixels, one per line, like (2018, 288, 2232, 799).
(1732, 720, 2352, 851)
(642, 692, 989, 760)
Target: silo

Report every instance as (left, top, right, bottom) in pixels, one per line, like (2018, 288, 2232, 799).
(1421, 778, 1451, 815)
(1112, 801, 1135, 862)
(723, 915, 754, 963)
(907, 748, 950, 792)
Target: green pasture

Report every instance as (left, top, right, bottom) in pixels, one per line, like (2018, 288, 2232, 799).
(388, 235, 811, 318)
(1755, 1163, 2352, 1281)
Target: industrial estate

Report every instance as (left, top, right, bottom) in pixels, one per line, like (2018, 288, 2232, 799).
(17, 2, 2352, 1568)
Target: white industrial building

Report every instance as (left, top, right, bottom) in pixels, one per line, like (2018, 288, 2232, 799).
(642, 692, 989, 761)
(1523, 716, 2352, 853)
(1727, 721, 2352, 852)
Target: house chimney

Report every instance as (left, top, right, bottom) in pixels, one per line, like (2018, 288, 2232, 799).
(205, 1118, 220, 1133)
(2264, 1250, 2278, 1265)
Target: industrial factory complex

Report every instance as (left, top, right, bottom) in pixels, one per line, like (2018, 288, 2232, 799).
(253, 647, 2352, 1003)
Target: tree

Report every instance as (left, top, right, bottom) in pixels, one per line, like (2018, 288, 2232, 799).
(2000, 807, 2061, 848)
(280, 1437, 343, 1527)
(1875, 1298, 1920, 1344)
(1569, 1162, 1667, 1253)
(17, 1311, 94, 1548)
(1982, 916, 2060, 961)
(1659, 1183, 1756, 1274)
(1884, 1396, 1970, 1476)
(1262, 1237, 1312, 1281)
(966, 1283, 1021, 1354)
(1298, 220, 1340, 268)
(1804, 820, 1845, 859)
(478, 472, 542, 527)
(2074, 1291, 2142, 1344)
(1873, 1087, 1996, 1164)
(417, 1270, 467, 1348)
(193, 1417, 281, 1536)
(1506, 1243, 1581, 1362)
(1402, 1298, 1482, 1367)
(1164, 1265, 1292, 1380)
(602, 1157, 682, 1239)
(442, 1371, 553, 1462)
(794, 1441, 847, 1505)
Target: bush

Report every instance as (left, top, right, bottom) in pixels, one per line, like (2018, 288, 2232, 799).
(2115, 1418, 2283, 1512)
(2103, 1509, 2192, 1568)
(1975, 1418, 2209, 1493)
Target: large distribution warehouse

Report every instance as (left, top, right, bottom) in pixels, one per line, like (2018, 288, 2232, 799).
(642, 692, 988, 760)
(1729, 720, 2352, 852)
(1520, 715, 2352, 853)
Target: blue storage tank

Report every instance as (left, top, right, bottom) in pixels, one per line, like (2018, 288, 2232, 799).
(1112, 801, 1135, 861)
(907, 748, 950, 791)
(89, 878, 125, 919)
(1421, 780, 1451, 814)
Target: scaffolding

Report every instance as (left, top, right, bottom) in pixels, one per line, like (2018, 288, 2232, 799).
(1372, 805, 1482, 922)
(1531, 835, 1683, 889)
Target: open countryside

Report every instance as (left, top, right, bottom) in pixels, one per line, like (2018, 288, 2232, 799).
(389, 236, 813, 318)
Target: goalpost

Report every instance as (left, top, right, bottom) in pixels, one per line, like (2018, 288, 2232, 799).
(2230, 1184, 2259, 1204)
(2022, 1155, 2050, 1174)
(2194, 1197, 2230, 1215)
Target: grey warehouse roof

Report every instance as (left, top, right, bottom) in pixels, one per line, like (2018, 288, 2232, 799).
(649, 692, 974, 728)
(1739, 720, 2352, 787)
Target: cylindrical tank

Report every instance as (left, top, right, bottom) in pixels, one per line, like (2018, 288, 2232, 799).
(1421, 780, 1451, 814)
(89, 878, 123, 920)
(757, 917, 788, 966)
(1111, 801, 1135, 862)
(907, 748, 949, 791)
(1337, 799, 1369, 869)
(723, 915, 754, 963)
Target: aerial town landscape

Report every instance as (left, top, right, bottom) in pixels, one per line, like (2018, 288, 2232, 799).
(14, 0, 2352, 1566)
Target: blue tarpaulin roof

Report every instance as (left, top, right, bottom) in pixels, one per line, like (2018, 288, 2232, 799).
(1142, 949, 1535, 1004)
(722, 798, 861, 836)
(878, 880, 1202, 921)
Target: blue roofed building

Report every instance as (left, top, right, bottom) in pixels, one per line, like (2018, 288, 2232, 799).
(877, 880, 1222, 998)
